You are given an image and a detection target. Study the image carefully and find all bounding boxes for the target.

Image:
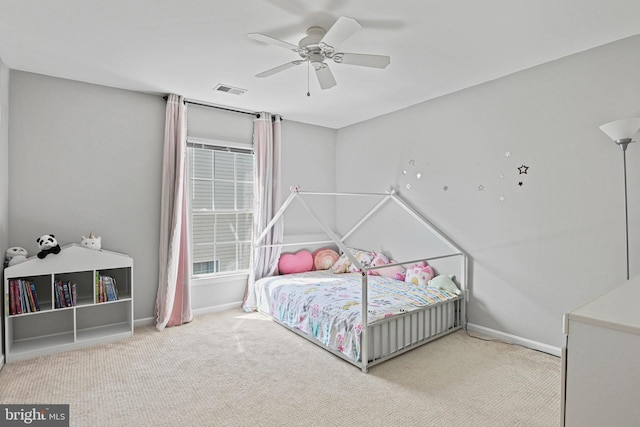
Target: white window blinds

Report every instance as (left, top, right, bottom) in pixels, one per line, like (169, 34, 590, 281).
(188, 142, 253, 275)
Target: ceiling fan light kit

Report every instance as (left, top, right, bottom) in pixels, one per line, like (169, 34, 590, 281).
(248, 16, 391, 92)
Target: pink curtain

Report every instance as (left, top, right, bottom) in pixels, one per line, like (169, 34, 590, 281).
(155, 94, 193, 330)
(242, 113, 283, 311)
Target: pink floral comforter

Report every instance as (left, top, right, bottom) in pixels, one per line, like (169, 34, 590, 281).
(254, 271, 457, 362)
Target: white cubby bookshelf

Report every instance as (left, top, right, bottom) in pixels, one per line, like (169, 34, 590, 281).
(3, 244, 133, 363)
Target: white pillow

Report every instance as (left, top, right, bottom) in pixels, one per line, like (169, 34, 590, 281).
(329, 248, 375, 273)
(428, 275, 461, 295)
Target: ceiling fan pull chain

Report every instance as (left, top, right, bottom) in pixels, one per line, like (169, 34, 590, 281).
(307, 60, 311, 97)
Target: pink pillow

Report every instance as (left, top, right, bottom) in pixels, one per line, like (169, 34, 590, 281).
(278, 251, 313, 274)
(312, 248, 339, 270)
(404, 261, 435, 286)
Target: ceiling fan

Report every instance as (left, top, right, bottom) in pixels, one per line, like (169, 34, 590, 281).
(248, 16, 391, 91)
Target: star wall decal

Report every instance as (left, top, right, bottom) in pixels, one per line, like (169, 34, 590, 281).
(505, 151, 512, 158)
(518, 181, 523, 186)
(499, 195, 505, 202)
(478, 184, 485, 191)
(518, 164, 529, 174)
(408, 159, 415, 166)
(443, 185, 448, 191)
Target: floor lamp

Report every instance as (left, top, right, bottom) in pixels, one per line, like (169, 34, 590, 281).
(599, 118, 640, 280)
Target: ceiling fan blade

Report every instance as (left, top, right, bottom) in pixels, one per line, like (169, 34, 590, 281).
(315, 63, 337, 89)
(356, 18, 406, 31)
(319, 16, 361, 53)
(256, 60, 305, 78)
(333, 53, 390, 69)
(247, 33, 299, 51)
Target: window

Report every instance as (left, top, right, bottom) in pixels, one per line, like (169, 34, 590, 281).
(187, 140, 253, 276)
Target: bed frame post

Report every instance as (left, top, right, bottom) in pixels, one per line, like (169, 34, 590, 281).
(361, 271, 369, 373)
(254, 189, 298, 246)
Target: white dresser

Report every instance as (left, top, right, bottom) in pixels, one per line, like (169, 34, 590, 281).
(562, 277, 640, 426)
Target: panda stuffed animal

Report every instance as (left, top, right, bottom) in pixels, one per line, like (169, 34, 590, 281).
(36, 234, 61, 259)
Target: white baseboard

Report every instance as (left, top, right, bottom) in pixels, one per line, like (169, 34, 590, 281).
(466, 323, 561, 357)
(134, 301, 243, 329)
(192, 301, 242, 317)
(134, 317, 154, 328)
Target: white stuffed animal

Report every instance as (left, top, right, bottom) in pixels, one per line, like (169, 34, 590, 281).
(81, 232, 102, 250)
(4, 247, 28, 267)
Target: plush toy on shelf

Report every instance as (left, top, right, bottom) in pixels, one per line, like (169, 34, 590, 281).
(81, 232, 102, 250)
(36, 234, 61, 259)
(4, 247, 28, 267)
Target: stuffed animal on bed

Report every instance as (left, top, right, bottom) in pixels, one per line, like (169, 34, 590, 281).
(367, 252, 406, 281)
(404, 261, 435, 286)
(428, 274, 461, 295)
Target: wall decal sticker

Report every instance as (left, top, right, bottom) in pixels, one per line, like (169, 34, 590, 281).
(518, 164, 529, 174)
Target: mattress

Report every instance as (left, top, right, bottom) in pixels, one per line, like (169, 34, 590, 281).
(255, 270, 458, 362)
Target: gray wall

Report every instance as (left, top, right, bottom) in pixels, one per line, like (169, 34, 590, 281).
(335, 35, 640, 350)
(0, 58, 8, 363)
(6, 79, 337, 321)
(280, 120, 337, 244)
(8, 71, 165, 320)
(0, 58, 8, 257)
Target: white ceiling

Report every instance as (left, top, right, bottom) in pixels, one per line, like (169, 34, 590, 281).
(1, 0, 640, 129)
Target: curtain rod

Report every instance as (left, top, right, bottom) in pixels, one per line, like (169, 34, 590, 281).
(163, 96, 282, 121)
(184, 98, 260, 118)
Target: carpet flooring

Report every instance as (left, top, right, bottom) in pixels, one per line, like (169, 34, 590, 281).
(0, 309, 561, 426)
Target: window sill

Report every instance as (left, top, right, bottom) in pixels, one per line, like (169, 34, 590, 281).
(190, 272, 249, 287)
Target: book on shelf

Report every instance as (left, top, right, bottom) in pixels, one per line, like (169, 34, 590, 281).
(54, 280, 76, 308)
(20, 281, 29, 313)
(9, 280, 17, 315)
(25, 281, 35, 312)
(62, 282, 72, 307)
(30, 282, 40, 311)
(8, 279, 41, 314)
(97, 274, 119, 302)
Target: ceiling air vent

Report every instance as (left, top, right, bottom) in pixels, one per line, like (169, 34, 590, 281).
(213, 84, 247, 95)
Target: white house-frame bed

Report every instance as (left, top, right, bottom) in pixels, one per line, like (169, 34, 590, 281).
(251, 189, 469, 373)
